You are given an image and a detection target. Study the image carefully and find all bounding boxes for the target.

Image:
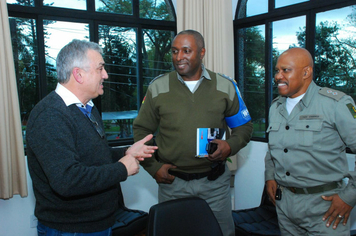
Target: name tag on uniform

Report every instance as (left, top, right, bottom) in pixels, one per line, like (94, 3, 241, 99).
(299, 115, 323, 120)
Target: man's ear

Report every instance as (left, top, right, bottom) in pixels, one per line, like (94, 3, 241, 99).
(303, 66, 313, 79)
(200, 47, 206, 60)
(72, 67, 84, 84)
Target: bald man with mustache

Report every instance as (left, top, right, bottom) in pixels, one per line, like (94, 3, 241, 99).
(265, 47, 356, 235)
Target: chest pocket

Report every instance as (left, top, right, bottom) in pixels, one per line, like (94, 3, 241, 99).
(295, 120, 323, 147)
(266, 122, 281, 147)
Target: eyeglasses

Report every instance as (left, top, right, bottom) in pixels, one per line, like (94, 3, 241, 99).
(86, 114, 105, 139)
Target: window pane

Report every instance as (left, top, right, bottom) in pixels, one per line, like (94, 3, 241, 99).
(43, 21, 89, 93)
(7, 0, 34, 6)
(315, 6, 356, 100)
(139, 0, 174, 21)
(142, 29, 174, 91)
(237, 25, 266, 138)
(276, 0, 309, 8)
(273, 16, 306, 54)
(43, 0, 86, 10)
(99, 26, 137, 140)
(95, 0, 132, 15)
(237, 0, 267, 19)
(9, 17, 39, 146)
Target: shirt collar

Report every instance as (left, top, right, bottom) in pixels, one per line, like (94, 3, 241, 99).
(55, 83, 94, 108)
(276, 80, 317, 108)
(176, 64, 211, 84)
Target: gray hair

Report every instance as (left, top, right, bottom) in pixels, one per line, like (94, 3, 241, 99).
(175, 30, 205, 51)
(56, 39, 102, 84)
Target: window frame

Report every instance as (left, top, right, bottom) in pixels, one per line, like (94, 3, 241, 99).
(7, 0, 176, 146)
(234, 0, 355, 142)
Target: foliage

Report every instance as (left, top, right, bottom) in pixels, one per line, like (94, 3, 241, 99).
(10, 17, 38, 123)
(296, 19, 356, 99)
(96, 0, 132, 14)
(241, 7, 356, 137)
(241, 26, 266, 129)
(97, 0, 174, 113)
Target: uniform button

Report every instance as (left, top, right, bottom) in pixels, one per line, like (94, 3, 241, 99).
(306, 125, 309, 128)
(286, 172, 290, 176)
(284, 148, 288, 153)
(286, 126, 289, 130)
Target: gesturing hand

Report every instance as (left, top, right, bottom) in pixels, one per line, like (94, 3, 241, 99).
(119, 155, 141, 176)
(126, 134, 158, 161)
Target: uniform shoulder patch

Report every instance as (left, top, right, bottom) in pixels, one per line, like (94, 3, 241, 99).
(149, 73, 166, 85)
(217, 73, 236, 83)
(346, 103, 356, 119)
(318, 87, 345, 101)
(272, 96, 281, 104)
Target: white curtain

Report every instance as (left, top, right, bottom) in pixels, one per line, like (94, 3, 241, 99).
(176, 0, 238, 170)
(176, 0, 235, 77)
(0, 0, 28, 199)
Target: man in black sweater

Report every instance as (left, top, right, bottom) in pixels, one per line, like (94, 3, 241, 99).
(26, 39, 157, 235)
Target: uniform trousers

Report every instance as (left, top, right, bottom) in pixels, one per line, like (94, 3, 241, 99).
(276, 183, 350, 236)
(158, 164, 235, 236)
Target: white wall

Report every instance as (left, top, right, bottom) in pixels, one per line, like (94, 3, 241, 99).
(0, 157, 37, 236)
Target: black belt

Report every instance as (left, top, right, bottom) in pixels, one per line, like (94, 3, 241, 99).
(168, 169, 211, 181)
(285, 182, 340, 194)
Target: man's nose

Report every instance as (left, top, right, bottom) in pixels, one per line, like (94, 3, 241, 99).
(103, 68, 109, 79)
(275, 70, 283, 80)
(175, 51, 184, 61)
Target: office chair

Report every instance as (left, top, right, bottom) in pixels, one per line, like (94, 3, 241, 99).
(146, 197, 223, 236)
(232, 185, 281, 236)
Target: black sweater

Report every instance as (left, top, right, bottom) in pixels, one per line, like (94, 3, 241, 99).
(26, 91, 127, 233)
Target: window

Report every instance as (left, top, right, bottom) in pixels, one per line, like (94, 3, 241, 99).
(237, 25, 266, 137)
(234, 0, 356, 140)
(43, 0, 87, 10)
(7, 0, 176, 146)
(315, 6, 356, 98)
(275, 0, 308, 8)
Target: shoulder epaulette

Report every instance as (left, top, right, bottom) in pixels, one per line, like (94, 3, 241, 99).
(318, 87, 345, 101)
(149, 73, 166, 85)
(218, 73, 237, 84)
(272, 96, 281, 104)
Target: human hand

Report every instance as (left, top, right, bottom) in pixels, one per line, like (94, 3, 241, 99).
(119, 155, 141, 176)
(154, 164, 176, 184)
(266, 180, 278, 205)
(322, 194, 353, 229)
(126, 134, 158, 161)
(207, 140, 231, 162)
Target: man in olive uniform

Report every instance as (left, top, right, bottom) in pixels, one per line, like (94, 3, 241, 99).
(265, 47, 356, 235)
(133, 30, 253, 236)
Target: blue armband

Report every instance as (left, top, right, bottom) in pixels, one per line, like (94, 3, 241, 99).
(225, 81, 251, 128)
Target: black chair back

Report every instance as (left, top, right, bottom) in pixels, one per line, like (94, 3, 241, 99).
(147, 197, 223, 236)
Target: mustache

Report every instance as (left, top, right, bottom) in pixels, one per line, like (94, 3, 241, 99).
(274, 79, 287, 84)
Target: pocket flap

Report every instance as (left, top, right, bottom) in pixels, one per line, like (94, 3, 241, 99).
(266, 122, 280, 133)
(295, 120, 322, 131)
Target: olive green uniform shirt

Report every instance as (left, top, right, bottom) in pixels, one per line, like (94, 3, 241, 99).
(133, 66, 253, 176)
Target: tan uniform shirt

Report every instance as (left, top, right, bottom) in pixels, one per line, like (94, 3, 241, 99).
(265, 81, 356, 206)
